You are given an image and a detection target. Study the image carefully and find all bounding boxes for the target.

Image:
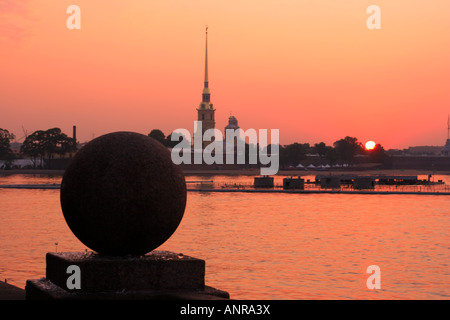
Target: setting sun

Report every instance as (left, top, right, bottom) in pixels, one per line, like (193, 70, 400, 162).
(365, 141, 376, 150)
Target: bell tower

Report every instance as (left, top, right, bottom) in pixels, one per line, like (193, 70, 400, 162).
(197, 27, 215, 148)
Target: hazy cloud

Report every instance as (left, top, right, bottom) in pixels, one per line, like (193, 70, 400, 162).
(0, 0, 33, 42)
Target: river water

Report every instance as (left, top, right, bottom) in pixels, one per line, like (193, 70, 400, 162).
(0, 173, 449, 299)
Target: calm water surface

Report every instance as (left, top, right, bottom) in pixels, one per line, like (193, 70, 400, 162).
(0, 173, 449, 299)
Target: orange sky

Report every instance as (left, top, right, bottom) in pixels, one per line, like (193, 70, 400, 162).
(1, 0, 449, 149)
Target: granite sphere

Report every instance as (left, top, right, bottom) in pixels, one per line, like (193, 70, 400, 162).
(60, 132, 187, 256)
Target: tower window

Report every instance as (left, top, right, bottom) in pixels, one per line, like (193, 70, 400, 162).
(202, 114, 205, 120)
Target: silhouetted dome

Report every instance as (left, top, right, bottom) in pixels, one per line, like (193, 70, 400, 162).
(443, 139, 450, 155)
(225, 116, 239, 130)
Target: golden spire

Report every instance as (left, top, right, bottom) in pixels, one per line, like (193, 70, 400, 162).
(204, 25, 208, 87)
(198, 26, 213, 110)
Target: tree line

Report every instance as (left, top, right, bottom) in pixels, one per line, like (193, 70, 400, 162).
(0, 127, 76, 169)
(148, 129, 389, 168)
(0, 127, 389, 170)
(277, 136, 388, 168)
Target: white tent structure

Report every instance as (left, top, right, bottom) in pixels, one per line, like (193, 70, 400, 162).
(0, 159, 45, 169)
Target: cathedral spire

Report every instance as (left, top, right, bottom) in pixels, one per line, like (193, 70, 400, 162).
(196, 26, 215, 149)
(200, 26, 212, 107)
(204, 26, 208, 88)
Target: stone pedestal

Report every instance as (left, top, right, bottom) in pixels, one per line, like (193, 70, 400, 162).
(25, 132, 231, 300)
(26, 251, 229, 300)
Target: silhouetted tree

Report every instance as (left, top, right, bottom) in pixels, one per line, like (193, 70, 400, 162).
(278, 145, 288, 168)
(325, 146, 338, 166)
(333, 136, 364, 164)
(43, 128, 76, 160)
(0, 128, 15, 159)
(21, 131, 45, 168)
(313, 142, 328, 164)
(0, 128, 16, 169)
(367, 143, 388, 164)
(260, 144, 280, 157)
(21, 128, 76, 169)
(302, 143, 312, 154)
(165, 131, 190, 148)
(148, 129, 166, 146)
(282, 142, 308, 167)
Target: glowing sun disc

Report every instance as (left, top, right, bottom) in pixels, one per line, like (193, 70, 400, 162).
(365, 141, 376, 150)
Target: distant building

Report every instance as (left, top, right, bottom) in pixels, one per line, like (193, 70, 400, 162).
(225, 115, 240, 145)
(223, 115, 242, 163)
(443, 139, 450, 156)
(225, 115, 239, 132)
(386, 149, 403, 156)
(442, 115, 450, 156)
(407, 146, 444, 156)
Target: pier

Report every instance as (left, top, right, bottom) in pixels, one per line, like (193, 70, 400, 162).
(1, 183, 449, 195)
(187, 188, 450, 196)
(0, 184, 60, 189)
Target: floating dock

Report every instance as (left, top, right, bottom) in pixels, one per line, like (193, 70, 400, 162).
(1, 180, 449, 195)
(0, 184, 60, 189)
(187, 188, 450, 196)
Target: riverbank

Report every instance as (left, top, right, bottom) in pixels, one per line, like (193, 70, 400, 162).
(0, 281, 25, 300)
(181, 169, 450, 176)
(1, 168, 449, 177)
(0, 169, 65, 176)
